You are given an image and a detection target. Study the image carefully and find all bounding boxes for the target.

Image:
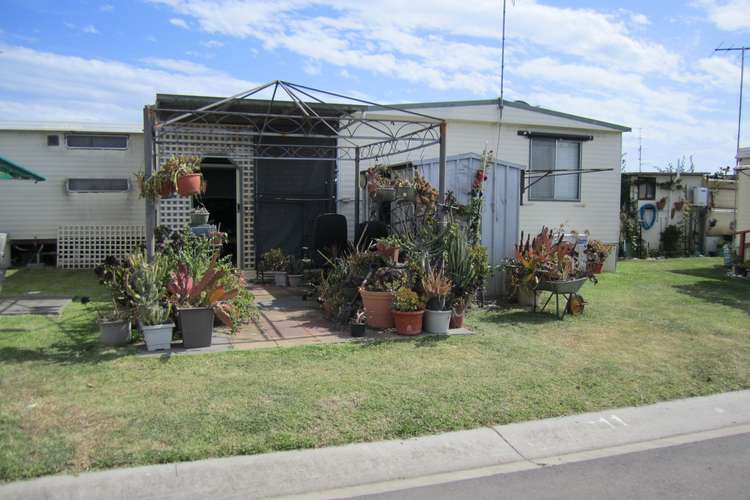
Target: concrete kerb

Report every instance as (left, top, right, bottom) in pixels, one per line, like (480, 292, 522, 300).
(3, 390, 750, 500)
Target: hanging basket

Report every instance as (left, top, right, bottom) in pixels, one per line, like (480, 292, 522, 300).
(374, 187, 395, 203)
(177, 174, 203, 196)
(159, 181, 175, 198)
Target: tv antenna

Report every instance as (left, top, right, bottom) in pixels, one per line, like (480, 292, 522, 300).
(714, 46, 749, 165)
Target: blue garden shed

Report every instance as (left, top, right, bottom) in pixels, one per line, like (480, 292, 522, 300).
(414, 153, 522, 296)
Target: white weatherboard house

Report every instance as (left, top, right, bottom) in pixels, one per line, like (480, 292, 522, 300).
(737, 147, 750, 262)
(0, 122, 144, 267)
(340, 99, 629, 271)
(1, 96, 628, 273)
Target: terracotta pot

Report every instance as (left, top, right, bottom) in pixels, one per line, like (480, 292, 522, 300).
(591, 262, 604, 274)
(449, 312, 464, 329)
(359, 288, 394, 329)
(159, 181, 175, 198)
(393, 309, 424, 336)
(376, 243, 400, 263)
(177, 173, 203, 195)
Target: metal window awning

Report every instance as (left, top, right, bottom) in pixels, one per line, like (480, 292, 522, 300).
(0, 155, 46, 182)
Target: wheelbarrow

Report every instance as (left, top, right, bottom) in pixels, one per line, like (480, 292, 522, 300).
(533, 277, 588, 320)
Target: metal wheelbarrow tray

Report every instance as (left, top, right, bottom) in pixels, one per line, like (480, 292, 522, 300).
(534, 277, 588, 320)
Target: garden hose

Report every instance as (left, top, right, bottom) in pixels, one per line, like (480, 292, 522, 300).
(639, 203, 657, 230)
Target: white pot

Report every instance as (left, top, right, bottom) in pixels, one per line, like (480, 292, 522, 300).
(99, 319, 132, 346)
(423, 309, 452, 334)
(142, 323, 173, 352)
(271, 271, 288, 287)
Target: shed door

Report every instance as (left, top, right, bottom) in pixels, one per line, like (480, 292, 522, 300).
(255, 153, 335, 262)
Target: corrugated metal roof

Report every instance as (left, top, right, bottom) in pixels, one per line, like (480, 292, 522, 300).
(366, 98, 631, 132)
(621, 172, 709, 177)
(0, 121, 142, 134)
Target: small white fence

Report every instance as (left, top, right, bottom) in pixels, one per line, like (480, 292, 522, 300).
(57, 225, 145, 269)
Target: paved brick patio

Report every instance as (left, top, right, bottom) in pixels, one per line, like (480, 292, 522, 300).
(136, 284, 471, 356)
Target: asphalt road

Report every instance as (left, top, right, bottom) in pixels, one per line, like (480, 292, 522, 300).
(355, 432, 750, 500)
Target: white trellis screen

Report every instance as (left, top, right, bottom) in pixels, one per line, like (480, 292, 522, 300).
(156, 124, 255, 269)
(57, 225, 145, 269)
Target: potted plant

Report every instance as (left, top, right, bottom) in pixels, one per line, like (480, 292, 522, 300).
(97, 303, 132, 346)
(134, 170, 174, 200)
(450, 297, 466, 329)
(190, 205, 210, 226)
(359, 266, 406, 329)
(392, 287, 425, 336)
(262, 248, 289, 286)
(167, 254, 245, 348)
(126, 253, 174, 351)
(350, 309, 367, 337)
(139, 303, 174, 352)
(585, 239, 612, 274)
(422, 266, 452, 334)
(287, 256, 305, 288)
(375, 235, 401, 263)
(163, 155, 204, 196)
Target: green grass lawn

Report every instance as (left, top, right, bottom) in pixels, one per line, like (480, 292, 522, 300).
(1, 258, 749, 482)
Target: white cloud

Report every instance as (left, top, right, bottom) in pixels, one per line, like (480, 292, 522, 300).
(100, 4, 114, 12)
(693, 0, 750, 31)
(169, 18, 190, 29)
(82, 25, 99, 34)
(0, 44, 257, 123)
(200, 39, 224, 48)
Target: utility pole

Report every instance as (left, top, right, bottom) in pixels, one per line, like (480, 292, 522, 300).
(715, 46, 748, 166)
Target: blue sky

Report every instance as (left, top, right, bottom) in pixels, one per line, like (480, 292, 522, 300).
(1, 0, 748, 172)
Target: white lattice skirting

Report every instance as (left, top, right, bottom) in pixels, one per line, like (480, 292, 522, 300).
(57, 225, 145, 269)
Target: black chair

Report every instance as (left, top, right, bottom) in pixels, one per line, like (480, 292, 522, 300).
(311, 213, 349, 267)
(354, 221, 388, 250)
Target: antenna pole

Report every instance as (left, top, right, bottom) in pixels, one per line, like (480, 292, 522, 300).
(638, 128, 643, 173)
(499, 0, 507, 120)
(715, 46, 749, 166)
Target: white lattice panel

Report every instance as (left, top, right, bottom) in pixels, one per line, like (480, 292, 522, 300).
(156, 124, 255, 269)
(57, 225, 145, 269)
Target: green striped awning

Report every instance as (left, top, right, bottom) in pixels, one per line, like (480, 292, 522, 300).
(0, 155, 46, 181)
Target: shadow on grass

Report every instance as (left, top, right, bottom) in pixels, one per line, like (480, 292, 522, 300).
(479, 308, 561, 326)
(669, 266, 750, 315)
(669, 265, 730, 281)
(0, 309, 132, 365)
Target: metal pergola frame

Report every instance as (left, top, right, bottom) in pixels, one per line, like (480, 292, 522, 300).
(143, 80, 448, 258)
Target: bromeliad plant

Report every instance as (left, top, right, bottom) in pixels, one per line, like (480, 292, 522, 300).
(508, 227, 580, 294)
(167, 253, 255, 333)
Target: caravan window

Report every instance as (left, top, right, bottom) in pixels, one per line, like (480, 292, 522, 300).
(66, 178, 130, 193)
(528, 138, 581, 201)
(65, 134, 128, 150)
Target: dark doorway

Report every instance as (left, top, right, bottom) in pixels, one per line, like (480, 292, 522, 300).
(255, 136, 336, 263)
(199, 158, 238, 264)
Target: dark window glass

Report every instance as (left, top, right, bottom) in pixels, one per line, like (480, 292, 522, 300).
(67, 178, 129, 192)
(65, 135, 128, 149)
(637, 178, 656, 200)
(47, 135, 59, 146)
(528, 138, 581, 201)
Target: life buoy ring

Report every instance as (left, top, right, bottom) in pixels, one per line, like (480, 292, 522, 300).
(639, 203, 657, 230)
